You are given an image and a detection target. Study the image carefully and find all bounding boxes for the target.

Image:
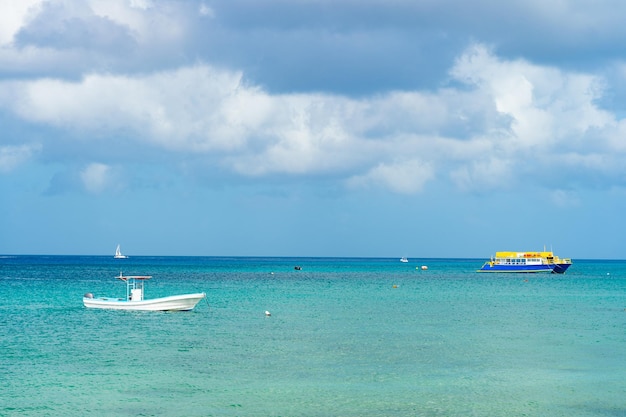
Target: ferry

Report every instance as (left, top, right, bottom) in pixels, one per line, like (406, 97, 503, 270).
(478, 251, 572, 273)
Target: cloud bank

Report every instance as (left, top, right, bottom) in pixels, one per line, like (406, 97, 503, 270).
(1, 1, 626, 197)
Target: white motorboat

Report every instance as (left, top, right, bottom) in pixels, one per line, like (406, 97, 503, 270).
(114, 244, 128, 259)
(83, 273, 205, 311)
(400, 257, 408, 263)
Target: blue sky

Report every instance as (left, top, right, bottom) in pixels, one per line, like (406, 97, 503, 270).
(1, 0, 626, 258)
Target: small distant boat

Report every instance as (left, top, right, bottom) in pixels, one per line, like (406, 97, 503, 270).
(400, 257, 408, 263)
(114, 244, 128, 259)
(83, 273, 206, 311)
(478, 251, 572, 273)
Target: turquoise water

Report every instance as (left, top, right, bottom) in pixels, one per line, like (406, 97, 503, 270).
(1, 256, 625, 416)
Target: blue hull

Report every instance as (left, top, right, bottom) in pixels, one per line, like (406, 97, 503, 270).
(478, 263, 554, 273)
(551, 263, 571, 274)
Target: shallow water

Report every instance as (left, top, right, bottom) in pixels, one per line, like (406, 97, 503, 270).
(1, 256, 625, 416)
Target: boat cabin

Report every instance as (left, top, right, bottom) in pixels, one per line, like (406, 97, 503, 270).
(116, 273, 152, 301)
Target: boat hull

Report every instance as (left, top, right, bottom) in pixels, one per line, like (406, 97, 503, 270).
(478, 263, 554, 273)
(83, 293, 206, 311)
(551, 263, 571, 274)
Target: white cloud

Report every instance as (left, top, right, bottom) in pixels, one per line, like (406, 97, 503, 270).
(449, 158, 513, 192)
(550, 189, 581, 207)
(606, 119, 626, 152)
(129, 0, 153, 10)
(80, 162, 111, 193)
(0, 144, 41, 172)
(1, 42, 626, 195)
(0, 0, 43, 46)
(446, 43, 620, 191)
(88, 0, 183, 45)
(451, 44, 613, 148)
(10, 66, 256, 151)
(199, 3, 214, 17)
(0, 0, 188, 77)
(347, 159, 434, 194)
(89, 0, 187, 46)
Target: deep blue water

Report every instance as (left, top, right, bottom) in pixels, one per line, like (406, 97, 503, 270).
(1, 256, 625, 416)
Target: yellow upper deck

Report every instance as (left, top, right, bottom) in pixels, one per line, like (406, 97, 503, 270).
(494, 251, 554, 259)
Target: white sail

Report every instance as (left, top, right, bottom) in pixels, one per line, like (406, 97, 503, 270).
(114, 244, 128, 259)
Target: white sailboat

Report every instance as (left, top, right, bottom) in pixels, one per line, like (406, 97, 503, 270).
(114, 244, 128, 259)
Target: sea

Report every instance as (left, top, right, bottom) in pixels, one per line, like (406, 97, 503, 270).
(1, 256, 625, 417)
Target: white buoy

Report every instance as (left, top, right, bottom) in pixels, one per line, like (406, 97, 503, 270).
(421, 265, 428, 270)
(265, 310, 271, 316)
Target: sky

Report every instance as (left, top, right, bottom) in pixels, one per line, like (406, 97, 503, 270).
(1, 0, 626, 259)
